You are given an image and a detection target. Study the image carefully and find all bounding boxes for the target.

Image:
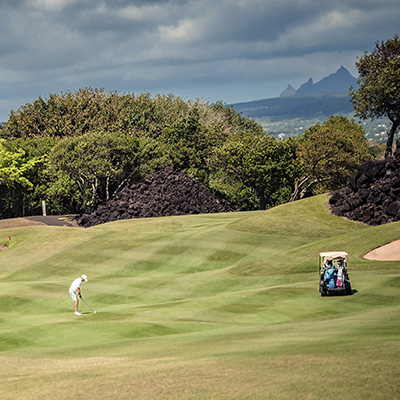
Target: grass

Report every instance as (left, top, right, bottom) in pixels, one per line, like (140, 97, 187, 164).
(0, 194, 399, 399)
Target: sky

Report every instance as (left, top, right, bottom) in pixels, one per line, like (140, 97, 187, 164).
(0, 0, 399, 122)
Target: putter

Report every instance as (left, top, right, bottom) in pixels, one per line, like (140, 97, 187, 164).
(81, 297, 97, 313)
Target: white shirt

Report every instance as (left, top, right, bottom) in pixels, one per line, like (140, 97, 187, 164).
(69, 278, 82, 292)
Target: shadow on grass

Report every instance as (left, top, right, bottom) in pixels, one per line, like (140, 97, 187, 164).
(323, 289, 358, 297)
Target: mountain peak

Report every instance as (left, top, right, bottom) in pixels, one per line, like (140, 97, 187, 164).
(295, 66, 356, 96)
(279, 84, 296, 98)
(337, 65, 348, 73)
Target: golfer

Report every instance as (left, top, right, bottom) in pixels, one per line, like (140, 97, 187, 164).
(69, 275, 88, 315)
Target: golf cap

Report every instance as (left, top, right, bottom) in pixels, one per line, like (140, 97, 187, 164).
(81, 274, 88, 281)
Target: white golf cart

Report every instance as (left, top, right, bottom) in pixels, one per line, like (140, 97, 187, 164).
(319, 252, 352, 296)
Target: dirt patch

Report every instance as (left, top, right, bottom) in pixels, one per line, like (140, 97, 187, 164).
(0, 218, 45, 230)
(364, 239, 400, 261)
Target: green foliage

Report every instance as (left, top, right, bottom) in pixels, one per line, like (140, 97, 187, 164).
(2, 89, 274, 217)
(0, 139, 39, 189)
(49, 131, 139, 210)
(43, 173, 81, 215)
(3, 90, 257, 141)
(0, 122, 7, 139)
(209, 133, 300, 209)
(350, 34, 400, 156)
(160, 107, 229, 183)
(136, 137, 174, 177)
(0, 139, 51, 217)
(0, 87, 377, 218)
(292, 116, 374, 200)
(210, 101, 265, 136)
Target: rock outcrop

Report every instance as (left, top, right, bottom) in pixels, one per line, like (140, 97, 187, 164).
(329, 140, 400, 226)
(77, 167, 235, 227)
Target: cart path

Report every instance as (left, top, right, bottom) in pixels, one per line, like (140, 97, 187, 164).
(0, 215, 79, 229)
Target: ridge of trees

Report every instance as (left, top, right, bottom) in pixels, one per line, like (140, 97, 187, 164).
(0, 89, 374, 219)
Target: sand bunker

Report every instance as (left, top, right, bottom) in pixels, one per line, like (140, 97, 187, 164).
(364, 239, 400, 261)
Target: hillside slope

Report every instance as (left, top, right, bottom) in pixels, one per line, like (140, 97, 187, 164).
(231, 94, 353, 120)
(0, 195, 399, 399)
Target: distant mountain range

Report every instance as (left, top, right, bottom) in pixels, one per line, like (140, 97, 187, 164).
(231, 66, 358, 121)
(284, 65, 357, 97)
(229, 66, 390, 142)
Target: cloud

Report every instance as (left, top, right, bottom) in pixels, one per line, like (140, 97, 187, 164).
(0, 0, 399, 121)
(114, 3, 174, 22)
(29, 0, 82, 12)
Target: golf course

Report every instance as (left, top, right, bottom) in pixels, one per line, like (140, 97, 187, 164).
(0, 194, 399, 399)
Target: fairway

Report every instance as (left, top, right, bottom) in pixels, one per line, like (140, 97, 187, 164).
(1, 194, 400, 399)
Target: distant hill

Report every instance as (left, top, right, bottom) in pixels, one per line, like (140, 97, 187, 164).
(231, 94, 353, 120)
(295, 65, 357, 96)
(231, 66, 357, 120)
(230, 66, 389, 142)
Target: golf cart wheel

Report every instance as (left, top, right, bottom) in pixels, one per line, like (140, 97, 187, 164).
(320, 286, 327, 297)
(345, 283, 352, 295)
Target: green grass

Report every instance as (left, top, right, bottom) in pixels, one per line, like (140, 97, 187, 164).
(0, 195, 399, 399)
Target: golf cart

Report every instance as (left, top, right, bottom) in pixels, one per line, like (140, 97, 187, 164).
(319, 252, 352, 296)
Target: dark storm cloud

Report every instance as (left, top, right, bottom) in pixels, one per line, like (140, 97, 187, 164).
(0, 0, 399, 121)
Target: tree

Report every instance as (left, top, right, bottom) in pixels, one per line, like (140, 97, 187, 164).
(14, 137, 60, 216)
(350, 34, 400, 158)
(160, 107, 228, 183)
(49, 131, 139, 211)
(209, 133, 299, 210)
(291, 116, 374, 201)
(0, 139, 47, 217)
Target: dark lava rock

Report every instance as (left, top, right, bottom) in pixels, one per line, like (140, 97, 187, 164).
(329, 139, 400, 226)
(77, 167, 235, 227)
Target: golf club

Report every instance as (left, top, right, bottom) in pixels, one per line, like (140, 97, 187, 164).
(81, 297, 97, 314)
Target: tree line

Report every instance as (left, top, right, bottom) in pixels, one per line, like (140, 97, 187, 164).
(0, 88, 374, 219)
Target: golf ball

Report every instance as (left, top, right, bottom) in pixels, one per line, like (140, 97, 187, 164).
(94, 311, 97, 313)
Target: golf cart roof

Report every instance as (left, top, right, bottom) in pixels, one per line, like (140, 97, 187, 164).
(319, 251, 348, 260)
